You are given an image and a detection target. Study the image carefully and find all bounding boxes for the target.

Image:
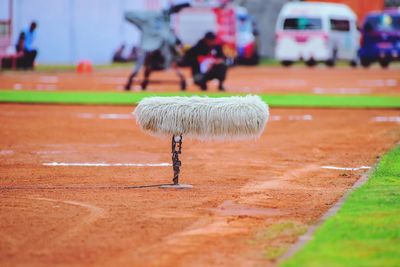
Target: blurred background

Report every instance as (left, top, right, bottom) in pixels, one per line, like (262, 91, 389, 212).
(1, 0, 399, 65)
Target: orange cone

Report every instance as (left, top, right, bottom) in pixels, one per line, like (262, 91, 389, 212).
(77, 60, 93, 73)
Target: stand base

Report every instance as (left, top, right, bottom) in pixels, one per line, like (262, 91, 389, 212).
(159, 184, 193, 189)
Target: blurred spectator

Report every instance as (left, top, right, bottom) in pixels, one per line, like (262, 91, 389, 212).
(113, 44, 128, 62)
(185, 31, 227, 91)
(23, 21, 38, 69)
(15, 32, 25, 53)
(14, 32, 27, 69)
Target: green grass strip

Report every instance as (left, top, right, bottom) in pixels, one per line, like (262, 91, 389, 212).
(0, 90, 400, 108)
(281, 146, 400, 267)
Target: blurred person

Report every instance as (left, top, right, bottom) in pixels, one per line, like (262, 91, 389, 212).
(15, 32, 25, 53)
(23, 21, 38, 69)
(184, 32, 227, 91)
(15, 31, 27, 69)
(124, 3, 190, 91)
(138, 34, 186, 90)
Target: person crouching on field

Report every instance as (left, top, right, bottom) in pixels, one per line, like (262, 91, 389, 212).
(185, 32, 227, 91)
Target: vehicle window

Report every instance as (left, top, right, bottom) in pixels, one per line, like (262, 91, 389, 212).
(283, 18, 322, 30)
(330, 19, 350, 31)
(364, 14, 400, 31)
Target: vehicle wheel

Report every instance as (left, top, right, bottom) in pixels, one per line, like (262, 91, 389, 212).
(281, 60, 293, 67)
(360, 58, 370, 68)
(325, 59, 336, 67)
(326, 49, 337, 68)
(248, 53, 260, 66)
(305, 59, 317, 67)
(379, 60, 390, 69)
(349, 60, 358, 68)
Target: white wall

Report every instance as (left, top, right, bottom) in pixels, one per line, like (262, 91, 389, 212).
(11, 0, 153, 64)
(0, 0, 11, 20)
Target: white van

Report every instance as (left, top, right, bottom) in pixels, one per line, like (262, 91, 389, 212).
(275, 2, 360, 67)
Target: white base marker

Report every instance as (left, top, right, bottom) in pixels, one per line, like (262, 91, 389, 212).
(321, 166, 370, 171)
(159, 184, 193, 189)
(43, 162, 171, 167)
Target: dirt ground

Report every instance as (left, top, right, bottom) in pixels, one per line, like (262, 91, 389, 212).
(0, 103, 399, 267)
(0, 65, 399, 95)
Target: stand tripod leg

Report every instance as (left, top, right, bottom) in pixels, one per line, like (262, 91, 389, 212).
(172, 135, 182, 185)
(160, 135, 192, 189)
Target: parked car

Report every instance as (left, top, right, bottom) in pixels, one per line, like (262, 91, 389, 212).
(359, 10, 400, 68)
(275, 2, 360, 67)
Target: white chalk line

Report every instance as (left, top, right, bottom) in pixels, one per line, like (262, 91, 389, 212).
(99, 114, 132, 120)
(0, 150, 14, 155)
(98, 77, 127, 84)
(279, 167, 374, 263)
(313, 87, 372, 94)
(77, 113, 132, 120)
(26, 197, 105, 245)
(270, 115, 313, 121)
(35, 150, 65, 155)
(321, 166, 370, 171)
(372, 116, 400, 123)
(38, 76, 59, 83)
(43, 162, 171, 167)
(35, 84, 58, 91)
(357, 79, 397, 87)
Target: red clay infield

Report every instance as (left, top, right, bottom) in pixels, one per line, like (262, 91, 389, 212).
(1, 65, 399, 95)
(1, 103, 399, 266)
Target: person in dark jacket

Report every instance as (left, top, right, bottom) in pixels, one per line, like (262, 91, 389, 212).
(15, 31, 27, 69)
(15, 32, 25, 53)
(23, 21, 38, 69)
(185, 32, 227, 91)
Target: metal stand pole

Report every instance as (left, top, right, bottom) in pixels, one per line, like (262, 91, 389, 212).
(171, 135, 182, 185)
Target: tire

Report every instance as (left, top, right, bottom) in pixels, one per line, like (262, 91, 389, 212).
(281, 60, 293, 67)
(235, 54, 259, 66)
(349, 60, 358, 68)
(360, 58, 370, 68)
(248, 53, 260, 66)
(379, 60, 390, 69)
(325, 59, 336, 67)
(305, 59, 317, 67)
(325, 49, 337, 68)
